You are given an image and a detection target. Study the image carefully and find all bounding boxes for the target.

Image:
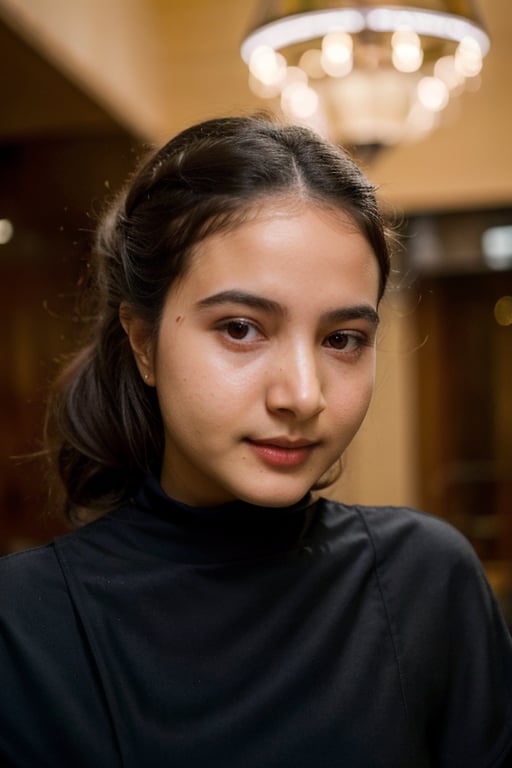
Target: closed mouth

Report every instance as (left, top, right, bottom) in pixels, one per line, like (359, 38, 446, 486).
(247, 437, 318, 449)
(245, 438, 318, 467)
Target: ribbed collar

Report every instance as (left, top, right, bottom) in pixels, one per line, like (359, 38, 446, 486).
(113, 474, 320, 564)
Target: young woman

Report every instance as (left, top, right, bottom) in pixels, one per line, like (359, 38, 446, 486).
(1, 116, 511, 767)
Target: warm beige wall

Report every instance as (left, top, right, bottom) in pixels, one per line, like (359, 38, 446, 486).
(0, 0, 258, 141)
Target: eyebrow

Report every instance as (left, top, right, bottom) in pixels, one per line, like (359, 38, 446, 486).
(195, 290, 380, 326)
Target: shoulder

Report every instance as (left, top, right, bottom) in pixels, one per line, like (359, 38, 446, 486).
(359, 503, 474, 563)
(319, 500, 511, 660)
(317, 499, 493, 623)
(0, 544, 81, 713)
(0, 542, 64, 597)
(0, 543, 70, 635)
(320, 499, 477, 572)
(328, 506, 512, 766)
(0, 543, 121, 763)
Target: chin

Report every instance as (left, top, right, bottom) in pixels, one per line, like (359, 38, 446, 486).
(237, 483, 313, 509)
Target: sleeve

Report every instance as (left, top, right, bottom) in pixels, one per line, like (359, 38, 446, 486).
(430, 538, 512, 767)
(0, 545, 119, 767)
(364, 507, 512, 768)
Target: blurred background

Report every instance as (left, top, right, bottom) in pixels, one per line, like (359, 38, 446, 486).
(0, 0, 510, 617)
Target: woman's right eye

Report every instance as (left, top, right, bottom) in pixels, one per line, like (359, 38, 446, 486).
(225, 320, 251, 340)
(217, 319, 261, 342)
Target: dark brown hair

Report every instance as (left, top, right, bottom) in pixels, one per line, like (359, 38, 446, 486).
(45, 115, 392, 521)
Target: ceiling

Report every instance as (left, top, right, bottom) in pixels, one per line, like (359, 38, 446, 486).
(0, 0, 511, 213)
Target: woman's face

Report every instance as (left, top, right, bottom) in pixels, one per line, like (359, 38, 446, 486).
(139, 201, 381, 507)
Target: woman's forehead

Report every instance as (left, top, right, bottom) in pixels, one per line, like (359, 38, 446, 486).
(168, 201, 380, 309)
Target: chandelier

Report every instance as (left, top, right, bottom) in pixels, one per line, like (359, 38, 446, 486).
(240, 1, 490, 154)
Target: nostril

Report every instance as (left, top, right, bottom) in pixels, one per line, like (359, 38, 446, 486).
(265, 367, 325, 418)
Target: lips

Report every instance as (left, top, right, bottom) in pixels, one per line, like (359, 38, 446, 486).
(246, 437, 318, 467)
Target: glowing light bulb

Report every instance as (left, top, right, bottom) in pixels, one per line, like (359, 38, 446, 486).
(299, 49, 325, 79)
(0, 219, 13, 245)
(434, 55, 465, 91)
(455, 36, 483, 78)
(417, 76, 449, 111)
(391, 27, 423, 73)
(321, 32, 353, 77)
(249, 45, 286, 86)
(281, 81, 319, 119)
(482, 226, 512, 270)
(494, 296, 512, 326)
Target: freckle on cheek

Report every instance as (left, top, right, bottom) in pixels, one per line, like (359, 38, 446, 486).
(175, 315, 183, 324)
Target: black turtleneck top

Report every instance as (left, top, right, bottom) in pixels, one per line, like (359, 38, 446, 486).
(1, 476, 511, 767)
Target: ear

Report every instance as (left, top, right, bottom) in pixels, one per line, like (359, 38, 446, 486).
(119, 302, 156, 386)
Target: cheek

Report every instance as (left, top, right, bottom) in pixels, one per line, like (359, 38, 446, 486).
(358, 382, 375, 424)
(331, 365, 375, 426)
(357, 366, 376, 412)
(157, 365, 240, 436)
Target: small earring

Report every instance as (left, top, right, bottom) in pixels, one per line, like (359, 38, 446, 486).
(143, 373, 149, 381)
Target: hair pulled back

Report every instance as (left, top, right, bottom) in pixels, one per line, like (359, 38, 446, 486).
(46, 115, 391, 521)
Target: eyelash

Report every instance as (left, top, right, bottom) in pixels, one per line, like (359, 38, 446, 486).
(216, 319, 370, 356)
(217, 319, 262, 344)
(323, 331, 368, 355)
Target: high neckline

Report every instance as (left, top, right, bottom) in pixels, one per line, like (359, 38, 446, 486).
(119, 474, 319, 564)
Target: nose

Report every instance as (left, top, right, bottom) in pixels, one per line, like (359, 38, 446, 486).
(265, 341, 326, 420)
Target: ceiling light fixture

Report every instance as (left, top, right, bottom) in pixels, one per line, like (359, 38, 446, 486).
(241, 1, 490, 157)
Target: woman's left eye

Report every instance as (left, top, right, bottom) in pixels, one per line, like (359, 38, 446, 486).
(324, 331, 364, 352)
